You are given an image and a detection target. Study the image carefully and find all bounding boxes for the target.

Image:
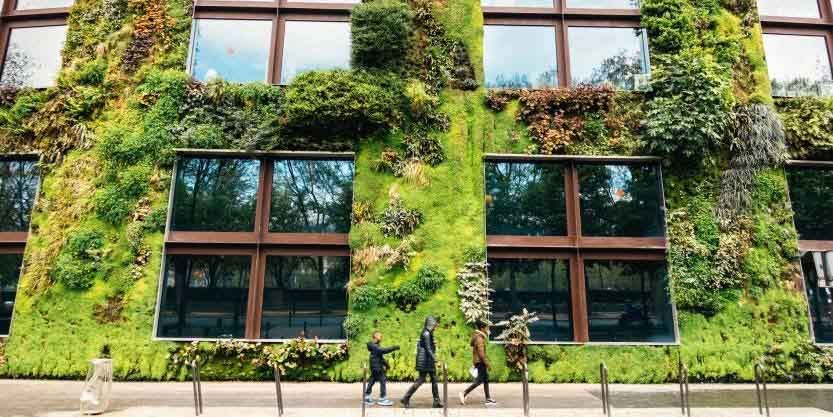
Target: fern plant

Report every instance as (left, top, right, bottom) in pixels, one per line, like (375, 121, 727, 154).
(456, 262, 492, 326)
(495, 309, 539, 371)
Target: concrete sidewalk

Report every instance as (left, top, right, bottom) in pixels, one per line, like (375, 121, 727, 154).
(2, 380, 833, 417)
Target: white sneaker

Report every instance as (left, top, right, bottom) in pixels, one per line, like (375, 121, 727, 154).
(458, 392, 466, 405)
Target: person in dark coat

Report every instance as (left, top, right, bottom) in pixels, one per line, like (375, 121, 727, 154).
(365, 331, 399, 406)
(459, 321, 497, 406)
(400, 316, 442, 409)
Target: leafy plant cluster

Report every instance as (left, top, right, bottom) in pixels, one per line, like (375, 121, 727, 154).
(351, 264, 447, 312)
(495, 309, 538, 371)
(52, 227, 107, 290)
(351, 0, 413, 73)
(776, 97, 833, 159)
(456, 261, 491, 325)
(379, 196, 424, 238)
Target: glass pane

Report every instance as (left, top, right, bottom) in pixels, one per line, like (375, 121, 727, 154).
(585, 260, 675, 343)
(568, 27, 650, 90)
(171, 158, 260, 232)
(757, 0, 820, 18)
(0, 254, 23, 336)
(15, 0, 73, 9)
(484, 26, 558, 88)
(485, 161, 567, 236)
(157, 255, 251, 339)
(482, 0, 553, 8)
(489, 259, 572, 342)
(280, 21, 351, 84)
(0, 159, 39, 232)
(802, 251, 833, 344)
(261, 256, 349, 340)
(578, 164, 665, 238)
(786, 166, 833, 241)
(764, 34, 832, 97)
(287, 0, 358, 3)
(190, 19, 272, 83)
(567, 0, 639, 8)
(270, 159, 354, 234)
(1, 25, 67, 88)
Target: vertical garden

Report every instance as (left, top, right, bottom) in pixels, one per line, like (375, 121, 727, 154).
(0, 0, 832, 383)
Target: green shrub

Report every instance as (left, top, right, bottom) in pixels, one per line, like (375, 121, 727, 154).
(392, 265, 446, 311)
(51, 227, 106, 290)
(414, 264, 446, 293)
(776, 97, 833, 158)
(379, 196, 423, 238)
(350, 285, 389, 311)
(92, 163, 152, 224)
(351, 0, 412, 72)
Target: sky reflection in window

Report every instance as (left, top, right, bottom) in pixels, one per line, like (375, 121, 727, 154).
(484, 25, 557, 88)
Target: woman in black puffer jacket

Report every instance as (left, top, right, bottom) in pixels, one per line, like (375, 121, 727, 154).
(400, 316, 442, 409)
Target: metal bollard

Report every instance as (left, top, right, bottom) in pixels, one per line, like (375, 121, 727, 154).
(522, 363, 530, 417)
(678, 360, 690, 417)
(361, 363, 368, 417)
(274, 364, 284, 417)
(754, 362, 770, 417)
(442, 362, 449, 417)
(190, 360, 203, 416)
(600, 362, 611, 416)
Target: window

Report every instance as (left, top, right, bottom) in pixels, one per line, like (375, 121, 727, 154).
(188, 1, 352, 85)
(758, 0, 833, 97)
(155, 151, 354, 341)
(786, 162, 833, 344)
(482, 0, 649, 89)
(485, 155, 675, 344)
(0, 1, 71, 88)
(0, 155, 39, 337)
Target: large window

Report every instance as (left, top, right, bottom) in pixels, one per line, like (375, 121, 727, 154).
(786, 162, 833, 344)
(188, 1, 352, 85)
(0, 155, 39, 337)
(759, 0, 833, 97)
(0, 1, 71, 88)
(482, 0, 649, 89)
(485, 155, 674, 344)
(155, 151, 354, 341)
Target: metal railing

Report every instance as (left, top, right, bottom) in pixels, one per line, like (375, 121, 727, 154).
(273, 364, 284, 417)
(678, 360, 691, 417)
(600, 362, 611, 416)
(190, 360, 203, 416)
(522, 363, 530, 417)
(442, 362, 449, 417)
(361, 363, 368, 417)
(755, 362, 770, 417)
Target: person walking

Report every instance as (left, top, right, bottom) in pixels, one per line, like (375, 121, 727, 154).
(459, 321, 497, 406)
(365, 331, 399, 406)
(400, 316, 443, 409)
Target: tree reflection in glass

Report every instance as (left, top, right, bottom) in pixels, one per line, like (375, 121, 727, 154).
(568, 27, 649, 90)
(786, 166, 833, 240)
(15, 0, 73, 9)
(481, 0, 553, 8)
(190, 19, 272, 83)
(280, 21, 351, 84)
(270, 159, 354, 234)
(585, 260, 674, 343)
(489, 259, 572, 342)
(764, 34, 833, 97)
(757, 0, 820, 18)
(578, 164, 665, 237)
(157, 255, 251, 338)
(485, 161, 567, 236)
(1, 25, 67, 88)
(567, 0, 638, 8)
(172, 158, 260, 232)
(261, 256, 349, 339)
(801, 251, 833, 344)
(0, 159, 39, 232)
(0, 254, 23, 336)
(484, 25, 558, 89)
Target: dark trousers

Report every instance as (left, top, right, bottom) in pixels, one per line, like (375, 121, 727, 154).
(403, 370, 439, 401)
(365, 370, 387, 398)
(463, 362, 491, 399)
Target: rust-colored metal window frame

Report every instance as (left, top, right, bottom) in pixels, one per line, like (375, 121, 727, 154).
(0, 1, 70, 88)
(154, 149, 354, 342)
(482, 0, 642, 87)
(191, 0, 352, 86)
(484, 154, 676, 345)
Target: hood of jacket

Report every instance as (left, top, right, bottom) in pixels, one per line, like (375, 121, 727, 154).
(424, 316, 438, 331)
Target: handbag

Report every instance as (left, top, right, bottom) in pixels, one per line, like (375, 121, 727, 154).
(469, 366, 478, 379)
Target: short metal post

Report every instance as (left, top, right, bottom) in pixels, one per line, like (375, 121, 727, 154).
(600, 362, 610, 415)
(755, 363, 770, 417)
(442, 362, 449, 417)
(522, 363, 530, 417)
(361, 363, 368, 417)
(678, 360, 690, 417)
(274, 364, 284, 416)
(191, 360, 203, 416)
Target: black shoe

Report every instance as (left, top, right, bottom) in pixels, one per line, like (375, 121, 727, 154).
(433, 400, 444, 408)
(400, 398, 410, 409)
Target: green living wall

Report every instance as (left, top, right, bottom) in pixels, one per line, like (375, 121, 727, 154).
(1, 0, 833, 383)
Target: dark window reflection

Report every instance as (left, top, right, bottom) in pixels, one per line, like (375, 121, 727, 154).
(0, 254, 23, 336)
(757, 0, 820, 18)
(786, 166, 833, 241)
(486, 162, 567, 236)
(578, 164, 665, 237)
(1, 25, 67, 88)
(190, 19, 272, 83)
(489, 259, 572, 342)
(568, 27, 650, 90)
(585, 260, 675, 343)
(802, 251, 833, 344)
(764, 34, 833, 97)
(0, 159, 39, 232)
(270, 159, 354, 234)
(172, 158, 260, 232)
(157, 255, 251, 339)
(484, 25, 558, 88)
(261, 256, 349, 340)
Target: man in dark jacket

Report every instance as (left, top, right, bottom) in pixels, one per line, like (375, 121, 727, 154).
(400, 316, 442, 409)
(365, 331, 399, 406)
(459, 321, 497, 405)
